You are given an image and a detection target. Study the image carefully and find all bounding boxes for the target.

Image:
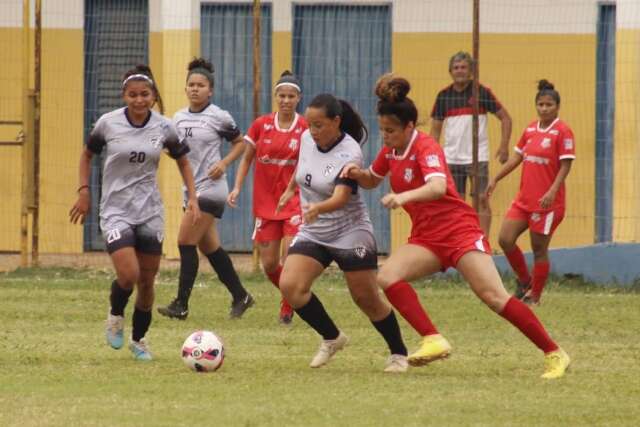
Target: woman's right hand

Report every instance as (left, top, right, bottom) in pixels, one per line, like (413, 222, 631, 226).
(485, 179, 497, 199)
(340, 162, 361, 179)
(276, 189, 295, 214)
(227, 188, 240, 208)
(69, 188, 90, 224)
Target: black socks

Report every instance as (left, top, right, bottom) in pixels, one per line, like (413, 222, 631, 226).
(295, 293, 340, 340)
(372, 311, 408, 356)
(206, 247, 248, 302)
(110, 280, 133, 316)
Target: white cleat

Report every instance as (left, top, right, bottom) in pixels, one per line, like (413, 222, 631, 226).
(105, 312, 124, 349)
(309, 332, 348, 368)
(129, 337, 152, 361)
(383, 354, 409, 373)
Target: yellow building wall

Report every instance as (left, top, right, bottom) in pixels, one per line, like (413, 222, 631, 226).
(151, 29, 200, 259)
(0, 27, 24, 251)
(390, 32, 597, 253)
(613, 28, 640, 242)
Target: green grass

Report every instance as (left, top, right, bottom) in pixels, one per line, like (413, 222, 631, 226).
(1, 268, 639, 427)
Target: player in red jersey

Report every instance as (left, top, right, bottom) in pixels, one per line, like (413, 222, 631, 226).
(227, 71, 307, 324)
(486, 80, 575, 306)
(342, 74, 570, 378)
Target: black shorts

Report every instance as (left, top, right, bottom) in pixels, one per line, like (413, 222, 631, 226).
(197, 196, 225, 218)
(288, 238, 378, 272)
(103, 221, 163, 255)
(449, 162, 489, 197)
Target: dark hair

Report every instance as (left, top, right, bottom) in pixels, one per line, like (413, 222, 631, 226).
(375, 73, 418, 127)
(449, 51, 474, 72)
(308, 94, 368, 145)
(275, 70, 301, 93)
(187, 57, 214, 88)
(122, 64, 164, 114)
(535, 79, 560, 105)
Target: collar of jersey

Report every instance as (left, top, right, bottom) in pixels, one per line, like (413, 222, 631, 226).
(536, 117, 559, 133)
(391, 129, 419, 160)
(188, 103, 211, 114)
(274, 112, 300, 132)
(124, 108, 152, 128)
(316, 132, 346, 153)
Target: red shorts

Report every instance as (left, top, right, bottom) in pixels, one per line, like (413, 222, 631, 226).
(408, 233, 491, 271)
(252, 215, 301, 243)
(506, 203, 565, 236)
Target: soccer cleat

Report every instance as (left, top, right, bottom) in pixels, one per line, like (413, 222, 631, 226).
(407, 334, 452, 367)
(541, 348, 570, 379)
(157, 299, 189, 320)
(384, 354, 409, 373)
(129, 338, 152, 361)
(279, 298, 295, 325)
(522, 291, 541, 307)
(229, 293, 255, 319)
(309, 332, 349, 368)
(105, 312, 124, 349)
(514, 279, 531, 300)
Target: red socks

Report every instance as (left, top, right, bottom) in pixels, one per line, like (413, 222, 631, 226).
(499, 297, 558, 353)
(384, 281, 438, 337)
(504, 246, 530, 284)
(530, 260, 550, 298)
(266, 265, 283, 288)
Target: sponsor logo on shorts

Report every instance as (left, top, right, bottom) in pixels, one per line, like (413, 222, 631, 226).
(289, 215, 301, 226)
(530, 213, 541, 222)
(426, 154, 440, 168)
(354, 246, 367, 259)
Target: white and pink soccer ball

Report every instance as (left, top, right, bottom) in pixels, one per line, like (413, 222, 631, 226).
(181, 330, 224, 372)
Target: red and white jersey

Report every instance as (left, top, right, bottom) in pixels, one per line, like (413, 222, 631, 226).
(245, 112, 307, 219)
(513, 118, 575, 212)
(370, 130, 482, 243)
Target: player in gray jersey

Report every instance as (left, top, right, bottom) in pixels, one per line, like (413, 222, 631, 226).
(157, 58, 253, 321)
(276, 94, 409, 373)
(70, 64, 201, 361)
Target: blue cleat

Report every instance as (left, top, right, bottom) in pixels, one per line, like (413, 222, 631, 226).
(105, 312, 124, 349)
(129, 338, 152, 361)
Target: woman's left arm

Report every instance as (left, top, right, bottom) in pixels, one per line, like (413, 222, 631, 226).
(539, 159, 573, 209)
(176, 155, 202, 223)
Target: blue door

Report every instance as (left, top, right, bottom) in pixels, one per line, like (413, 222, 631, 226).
(293, 4, 392, 252)
(595, 4, 616, 243)
(83, 0, 149, 250)
(201, 3, 272, 251)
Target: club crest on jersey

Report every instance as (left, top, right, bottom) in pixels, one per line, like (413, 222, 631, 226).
(404, 168, 413, 183)
(426, 154, 440, 168)
(323, 163, 335, 177)
(541, 138, 551, 149)
(149, 135, 162, 149)
(563, 138, 574, 150)
(354, 245, 367, 259)
(289, 139, 298, 150)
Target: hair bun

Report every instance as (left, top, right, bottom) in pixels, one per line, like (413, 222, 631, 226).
(188, 57, 214, 73)
(135, 64, 152, 74)
(537, 79, 554, 91)
(375, 73, 411, 103)
(280, 70, 293, 77)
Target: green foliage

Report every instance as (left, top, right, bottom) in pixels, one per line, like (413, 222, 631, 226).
(1, 269, 639, 426)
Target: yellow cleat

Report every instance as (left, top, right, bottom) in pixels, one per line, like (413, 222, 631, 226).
(407, 334, 452, 367)
(541, 348, 570, 379)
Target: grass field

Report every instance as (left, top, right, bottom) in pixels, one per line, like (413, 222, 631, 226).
(1, 267, 639, 427)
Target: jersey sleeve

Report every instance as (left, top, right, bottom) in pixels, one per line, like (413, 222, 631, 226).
(217, 110, 242, 141)
(163, 122, 190, 159)
(514, 128, 528, 155)
(417, 143, 447, 182)
(244, 116, 262, 146)
(479, 85, 502, 114)
(558, 126, 576, 160)
(430, 91, 447, 121)
(370, 146, 390, 178)
(334, 147, 362, 194)
(86, 116, 107, 154)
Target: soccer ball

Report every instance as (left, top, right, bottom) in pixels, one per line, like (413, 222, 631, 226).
(181, 330, 225, 372)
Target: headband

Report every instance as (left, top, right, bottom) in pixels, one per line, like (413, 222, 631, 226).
(122, 73, 154, 88)
(274, 82, 301, 92)
(188, 67, 214, 86)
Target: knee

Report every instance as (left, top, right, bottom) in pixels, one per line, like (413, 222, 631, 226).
(117, 269, 139, 289)
(531, 246, 548, 261)
(478, 287, 509, 312)
(376, 267, 398, 290)
(261, 256, 280, 275)
(135, 285, 155, 311)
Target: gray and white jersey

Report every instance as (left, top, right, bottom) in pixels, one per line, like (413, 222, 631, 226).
(86, 107, 189, 231)
(295, 130, 373, 249)
(173, 103, 241, 201)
